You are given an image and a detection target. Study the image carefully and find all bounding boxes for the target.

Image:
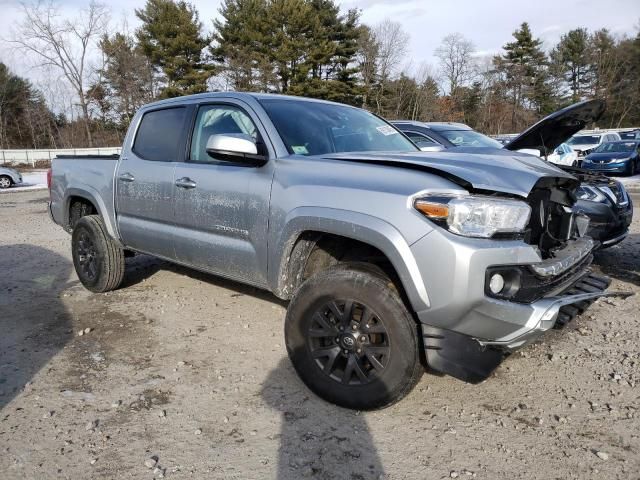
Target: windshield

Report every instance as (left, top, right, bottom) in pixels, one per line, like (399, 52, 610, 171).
(568, 135, 601, 145)
(438, 129, 503, 148)
(260, 99, 417, 155)
(594, 141, 637, 153)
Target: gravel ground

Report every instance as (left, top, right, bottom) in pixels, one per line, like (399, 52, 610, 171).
(1, 190, 639, 480)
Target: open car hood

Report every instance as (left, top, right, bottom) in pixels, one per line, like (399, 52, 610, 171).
(505, 99, 606, 155)
(322, 150, 578, 198)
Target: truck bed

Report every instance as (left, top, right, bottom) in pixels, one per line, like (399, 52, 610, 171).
(49, 155, 121, 237)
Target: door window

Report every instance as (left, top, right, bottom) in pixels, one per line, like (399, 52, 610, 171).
(405, 131, 438, 148)
(133, 107, 187, 161)
(190, 105, 258, 163)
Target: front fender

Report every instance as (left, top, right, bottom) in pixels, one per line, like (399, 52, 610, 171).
(270, 206, 431, 312)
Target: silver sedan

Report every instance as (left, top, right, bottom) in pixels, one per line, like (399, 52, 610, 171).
(0, 166, 23, 189)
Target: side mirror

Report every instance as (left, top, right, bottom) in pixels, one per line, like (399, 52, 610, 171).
(205, 134, 267, 166)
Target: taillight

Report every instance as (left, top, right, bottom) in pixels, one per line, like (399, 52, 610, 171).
(47, 168, 52, 194)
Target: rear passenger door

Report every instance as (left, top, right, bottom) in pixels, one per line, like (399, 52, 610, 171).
(171, 101, 274, 287)
(115, 106, 190, 259)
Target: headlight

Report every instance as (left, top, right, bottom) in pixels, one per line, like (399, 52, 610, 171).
(611, 157, 629, 164)
(576, 186, 606, 202)
(414, 195, 531, 238)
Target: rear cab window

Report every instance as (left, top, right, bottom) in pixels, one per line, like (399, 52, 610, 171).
(133, 107, 187, 161)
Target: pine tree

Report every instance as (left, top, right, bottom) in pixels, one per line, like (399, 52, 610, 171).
(551, 28, 592, 102)
(213, 0, 274, 92)
(97, 33, 155, 125)
(493, 22, 548, 130)
(287, 1, 362, 104)
(136, 0, 213, 98)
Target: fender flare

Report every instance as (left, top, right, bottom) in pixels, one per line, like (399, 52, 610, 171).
(270, 207, 431, 312)
(63, 186, 119, 241)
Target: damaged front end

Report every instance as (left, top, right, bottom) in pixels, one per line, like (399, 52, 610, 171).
(418, 177, 633, 383)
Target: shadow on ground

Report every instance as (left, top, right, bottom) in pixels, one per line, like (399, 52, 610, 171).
(261, 358, 385, 480)
(594, 233, 640, 286)
(121, 253, 287, 306)
(0, 244, 74, 410)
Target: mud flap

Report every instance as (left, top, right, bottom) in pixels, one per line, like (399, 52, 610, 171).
(422, 325, 504, 383)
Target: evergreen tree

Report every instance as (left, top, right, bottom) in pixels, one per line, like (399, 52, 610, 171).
(96, 33, 155, 125)
(287, 1, 362, 104)
(493, 22, 548, 130)
(0, 63, 58, 149)
(551, 28, 592, 101)
(212, 0, 274, 92)
(136, 0, 213, 98)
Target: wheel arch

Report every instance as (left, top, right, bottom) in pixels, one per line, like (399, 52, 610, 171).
(63, 187, 119, 240)
(270, 207, 430, 313)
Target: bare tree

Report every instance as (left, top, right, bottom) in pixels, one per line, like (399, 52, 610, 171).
(371, 20, 409, 113)
(356, 25, 379, 109)
(434, 33, 476, 96)
(374, 20, 409, 83)
(10, 0, 109, 147)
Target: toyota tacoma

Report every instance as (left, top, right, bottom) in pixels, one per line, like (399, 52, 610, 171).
(48, 93, 629, 409)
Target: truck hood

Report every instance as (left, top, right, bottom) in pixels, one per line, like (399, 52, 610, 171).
(322, 149, 578, 198)
(505, 99, 606, 155)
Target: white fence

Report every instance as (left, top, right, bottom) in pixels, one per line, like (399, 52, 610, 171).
(1, 147, 122, 166)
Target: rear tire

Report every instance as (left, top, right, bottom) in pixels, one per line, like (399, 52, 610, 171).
(0, 175, 12, 189)
(285, 263, 423, 410)
(71, 215, 125, 293)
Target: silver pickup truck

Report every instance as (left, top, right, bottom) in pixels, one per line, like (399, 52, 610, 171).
(49, 92, 626, 409)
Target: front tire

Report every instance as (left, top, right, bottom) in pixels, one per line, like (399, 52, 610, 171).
(71, 215, 125, 293)
(285, 264, 422, 410)
(0, 175, 12, 189)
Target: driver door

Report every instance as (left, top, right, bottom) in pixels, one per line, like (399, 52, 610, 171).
(172, 101, 274, 287)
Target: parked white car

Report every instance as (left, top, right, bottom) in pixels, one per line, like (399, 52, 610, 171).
(567, 131, 621, 160)
(547, 143, 578, 166)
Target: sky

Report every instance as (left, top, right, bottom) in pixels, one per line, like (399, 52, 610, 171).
(0, 0, 639, 87)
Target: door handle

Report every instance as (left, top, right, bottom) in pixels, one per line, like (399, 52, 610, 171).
(118, 172, 135, 182)
(175, 177, 197, 189)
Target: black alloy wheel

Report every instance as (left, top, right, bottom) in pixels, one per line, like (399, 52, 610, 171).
(75, 230, 99, 281)
(71, 215, 125, 293)
(307, 299, 390, 386)
(285, 263, 423, 410)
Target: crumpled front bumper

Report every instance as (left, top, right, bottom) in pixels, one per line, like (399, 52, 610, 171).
(477, 273, 631, 349)
(410, 227, 633, 381)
